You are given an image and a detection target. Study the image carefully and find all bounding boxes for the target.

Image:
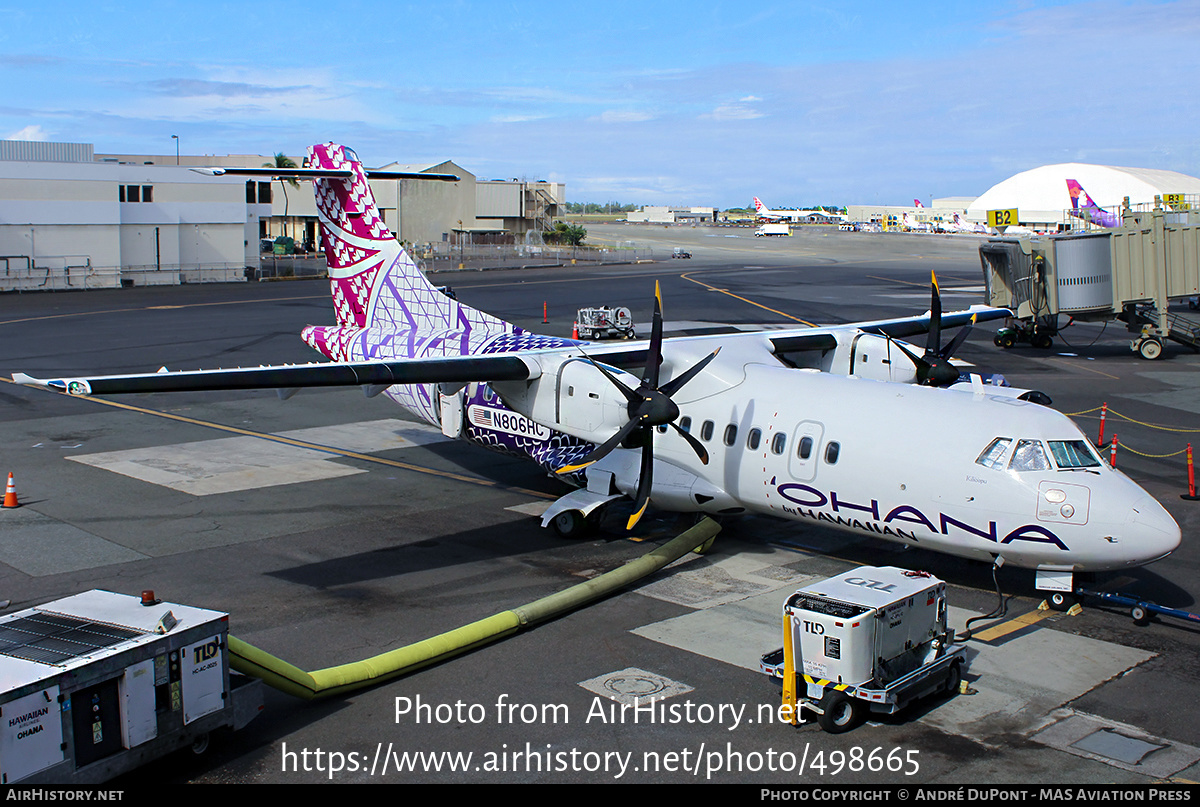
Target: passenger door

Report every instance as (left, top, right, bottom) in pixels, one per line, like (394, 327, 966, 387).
(788, 420, 824, 482)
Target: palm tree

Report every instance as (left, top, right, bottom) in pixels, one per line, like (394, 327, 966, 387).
(264, 153, 300, 239)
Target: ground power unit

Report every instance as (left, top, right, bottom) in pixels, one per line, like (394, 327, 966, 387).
(0, 590, 262, 784)
(762, 566, 964, 733)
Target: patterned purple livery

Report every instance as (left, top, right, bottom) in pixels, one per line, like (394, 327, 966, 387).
(298, 143, 594, 472)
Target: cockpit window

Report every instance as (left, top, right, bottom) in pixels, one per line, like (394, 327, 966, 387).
(1048, 440, 1101, 469)
(975, 438, 1011, 470)
(1008, 439, 1051, 472)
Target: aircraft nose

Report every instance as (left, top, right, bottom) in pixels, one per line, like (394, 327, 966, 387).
(1124, 495, 1182, 564)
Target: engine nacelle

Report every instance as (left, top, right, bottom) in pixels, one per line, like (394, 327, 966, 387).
(490, 356, 638, 445)
(836, 332, 921, 382)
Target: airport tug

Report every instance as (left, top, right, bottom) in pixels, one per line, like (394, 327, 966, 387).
(761, 567, 965, 733)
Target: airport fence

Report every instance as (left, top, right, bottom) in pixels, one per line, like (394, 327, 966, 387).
(415, 243, 655, 271)
(0, 260, 249, 292)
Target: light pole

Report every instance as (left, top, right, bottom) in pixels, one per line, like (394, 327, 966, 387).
(171, 135, 179, 165)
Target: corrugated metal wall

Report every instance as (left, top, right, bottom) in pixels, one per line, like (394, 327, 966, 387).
(0, 140, 94, 162)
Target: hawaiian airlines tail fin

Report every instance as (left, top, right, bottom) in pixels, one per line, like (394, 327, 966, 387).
(1065, 179, 1120, 228)
(305, 143, 403, 329)
(1065, 179, 1090, 211)
(301, 143, 517, 360)
(914, 199, 924, 208)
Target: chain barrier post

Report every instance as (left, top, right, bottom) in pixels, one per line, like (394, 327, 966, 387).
(1184, 444, 1200, 501)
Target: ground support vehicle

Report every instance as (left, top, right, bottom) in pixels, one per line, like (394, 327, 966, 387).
(1075, 588, 1200, 627)
(574, 306, 635, 339)
(754, 223, 791, 237)
(0, 590, 262, 784)
(760, 566, 964, 733)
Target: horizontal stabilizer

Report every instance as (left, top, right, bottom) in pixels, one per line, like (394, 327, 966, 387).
(190, 167, 460, 182)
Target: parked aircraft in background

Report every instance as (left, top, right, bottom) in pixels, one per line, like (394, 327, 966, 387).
(754, 197, 846, 223)
(15, 143, 1180, 604)
(902, 212, 932, 232)
(1067, 179, 1122, 228)
(946, 212, 994, 235)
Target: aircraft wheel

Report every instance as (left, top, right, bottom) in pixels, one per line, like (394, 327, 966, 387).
(816, 690, 864, 734)
(551, 509, 589, 539)
(1131, 605, 1151, 626)
(1138, 337, 1164, 360)
(1048, 591, 1077, 612)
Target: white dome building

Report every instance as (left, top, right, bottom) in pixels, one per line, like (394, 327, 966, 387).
(966, 163, 1200, 229)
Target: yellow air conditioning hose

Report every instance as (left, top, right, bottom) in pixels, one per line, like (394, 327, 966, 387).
(228, 517, 721, 699)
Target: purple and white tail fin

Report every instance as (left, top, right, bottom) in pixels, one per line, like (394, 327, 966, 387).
(1065, 179, 1120, 228)
(301, 143, 518, 361)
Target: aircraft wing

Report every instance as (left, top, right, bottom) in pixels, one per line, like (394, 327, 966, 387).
(12, 354, 538, 396)
(12, 305, 1011, 397)
(848, 304, 1009, 339)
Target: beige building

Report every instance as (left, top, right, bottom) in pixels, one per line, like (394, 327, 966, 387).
(0, 141, 568, 290)
(0, 142, 248, 290)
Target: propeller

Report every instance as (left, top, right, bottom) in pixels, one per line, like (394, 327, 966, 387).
(889, 272, 975, 387)
(557, 282, 719, 530)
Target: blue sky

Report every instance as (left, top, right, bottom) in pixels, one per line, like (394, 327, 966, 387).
(2, 0, 1198, 208)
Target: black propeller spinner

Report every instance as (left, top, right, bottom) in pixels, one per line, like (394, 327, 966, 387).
(889, 272, 975, 387)
(557, 282, 719, 530)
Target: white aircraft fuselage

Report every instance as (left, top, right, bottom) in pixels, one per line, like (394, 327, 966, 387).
(487, 334, 1178, 576)
(16, 142, 1180, 593)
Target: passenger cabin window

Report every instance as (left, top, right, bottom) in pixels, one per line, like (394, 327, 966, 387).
(747, 428, 762, 450)
(798, 436, 813, 460)
(825, 441, 840, 464)
(679, 416, 692, 433)
(1048, 440, 1101, 469)
(975, 438, 1011, 470)
(771, 433, 786, 455)
(723, 424, 737, 446)
(1008, 439, 1051, 472)
(701, 420, 714, 441)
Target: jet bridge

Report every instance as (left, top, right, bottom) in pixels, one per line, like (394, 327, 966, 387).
(980, 198, 1200, 359)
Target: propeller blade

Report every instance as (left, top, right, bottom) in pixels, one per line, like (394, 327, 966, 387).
(659, 347, 721, 398)
(940, 314, 976, 360)
(643, 281, 665, 389)
(626, 442, 655, 530)
(555, 416, 642, 474)
(670, 421, 709, 465)
(889, 337, 930, 382)
(576, 349, 639, 405)
(926, 271, 942, 355)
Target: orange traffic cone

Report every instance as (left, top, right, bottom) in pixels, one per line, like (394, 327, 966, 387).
(572, 322, 579, 339)
(2, 473, 17, 508)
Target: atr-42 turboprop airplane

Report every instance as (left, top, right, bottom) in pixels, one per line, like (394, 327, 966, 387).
(14, 143, 1180, 601)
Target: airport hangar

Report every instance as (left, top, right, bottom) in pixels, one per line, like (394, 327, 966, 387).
(847, 163, 1200, 232)
(0, 139, 564, 291)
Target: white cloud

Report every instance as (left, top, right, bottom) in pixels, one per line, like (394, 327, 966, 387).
(703, 101, 763, 121)
(6, 124, 48, 141)
(596, 110, 654, 123)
